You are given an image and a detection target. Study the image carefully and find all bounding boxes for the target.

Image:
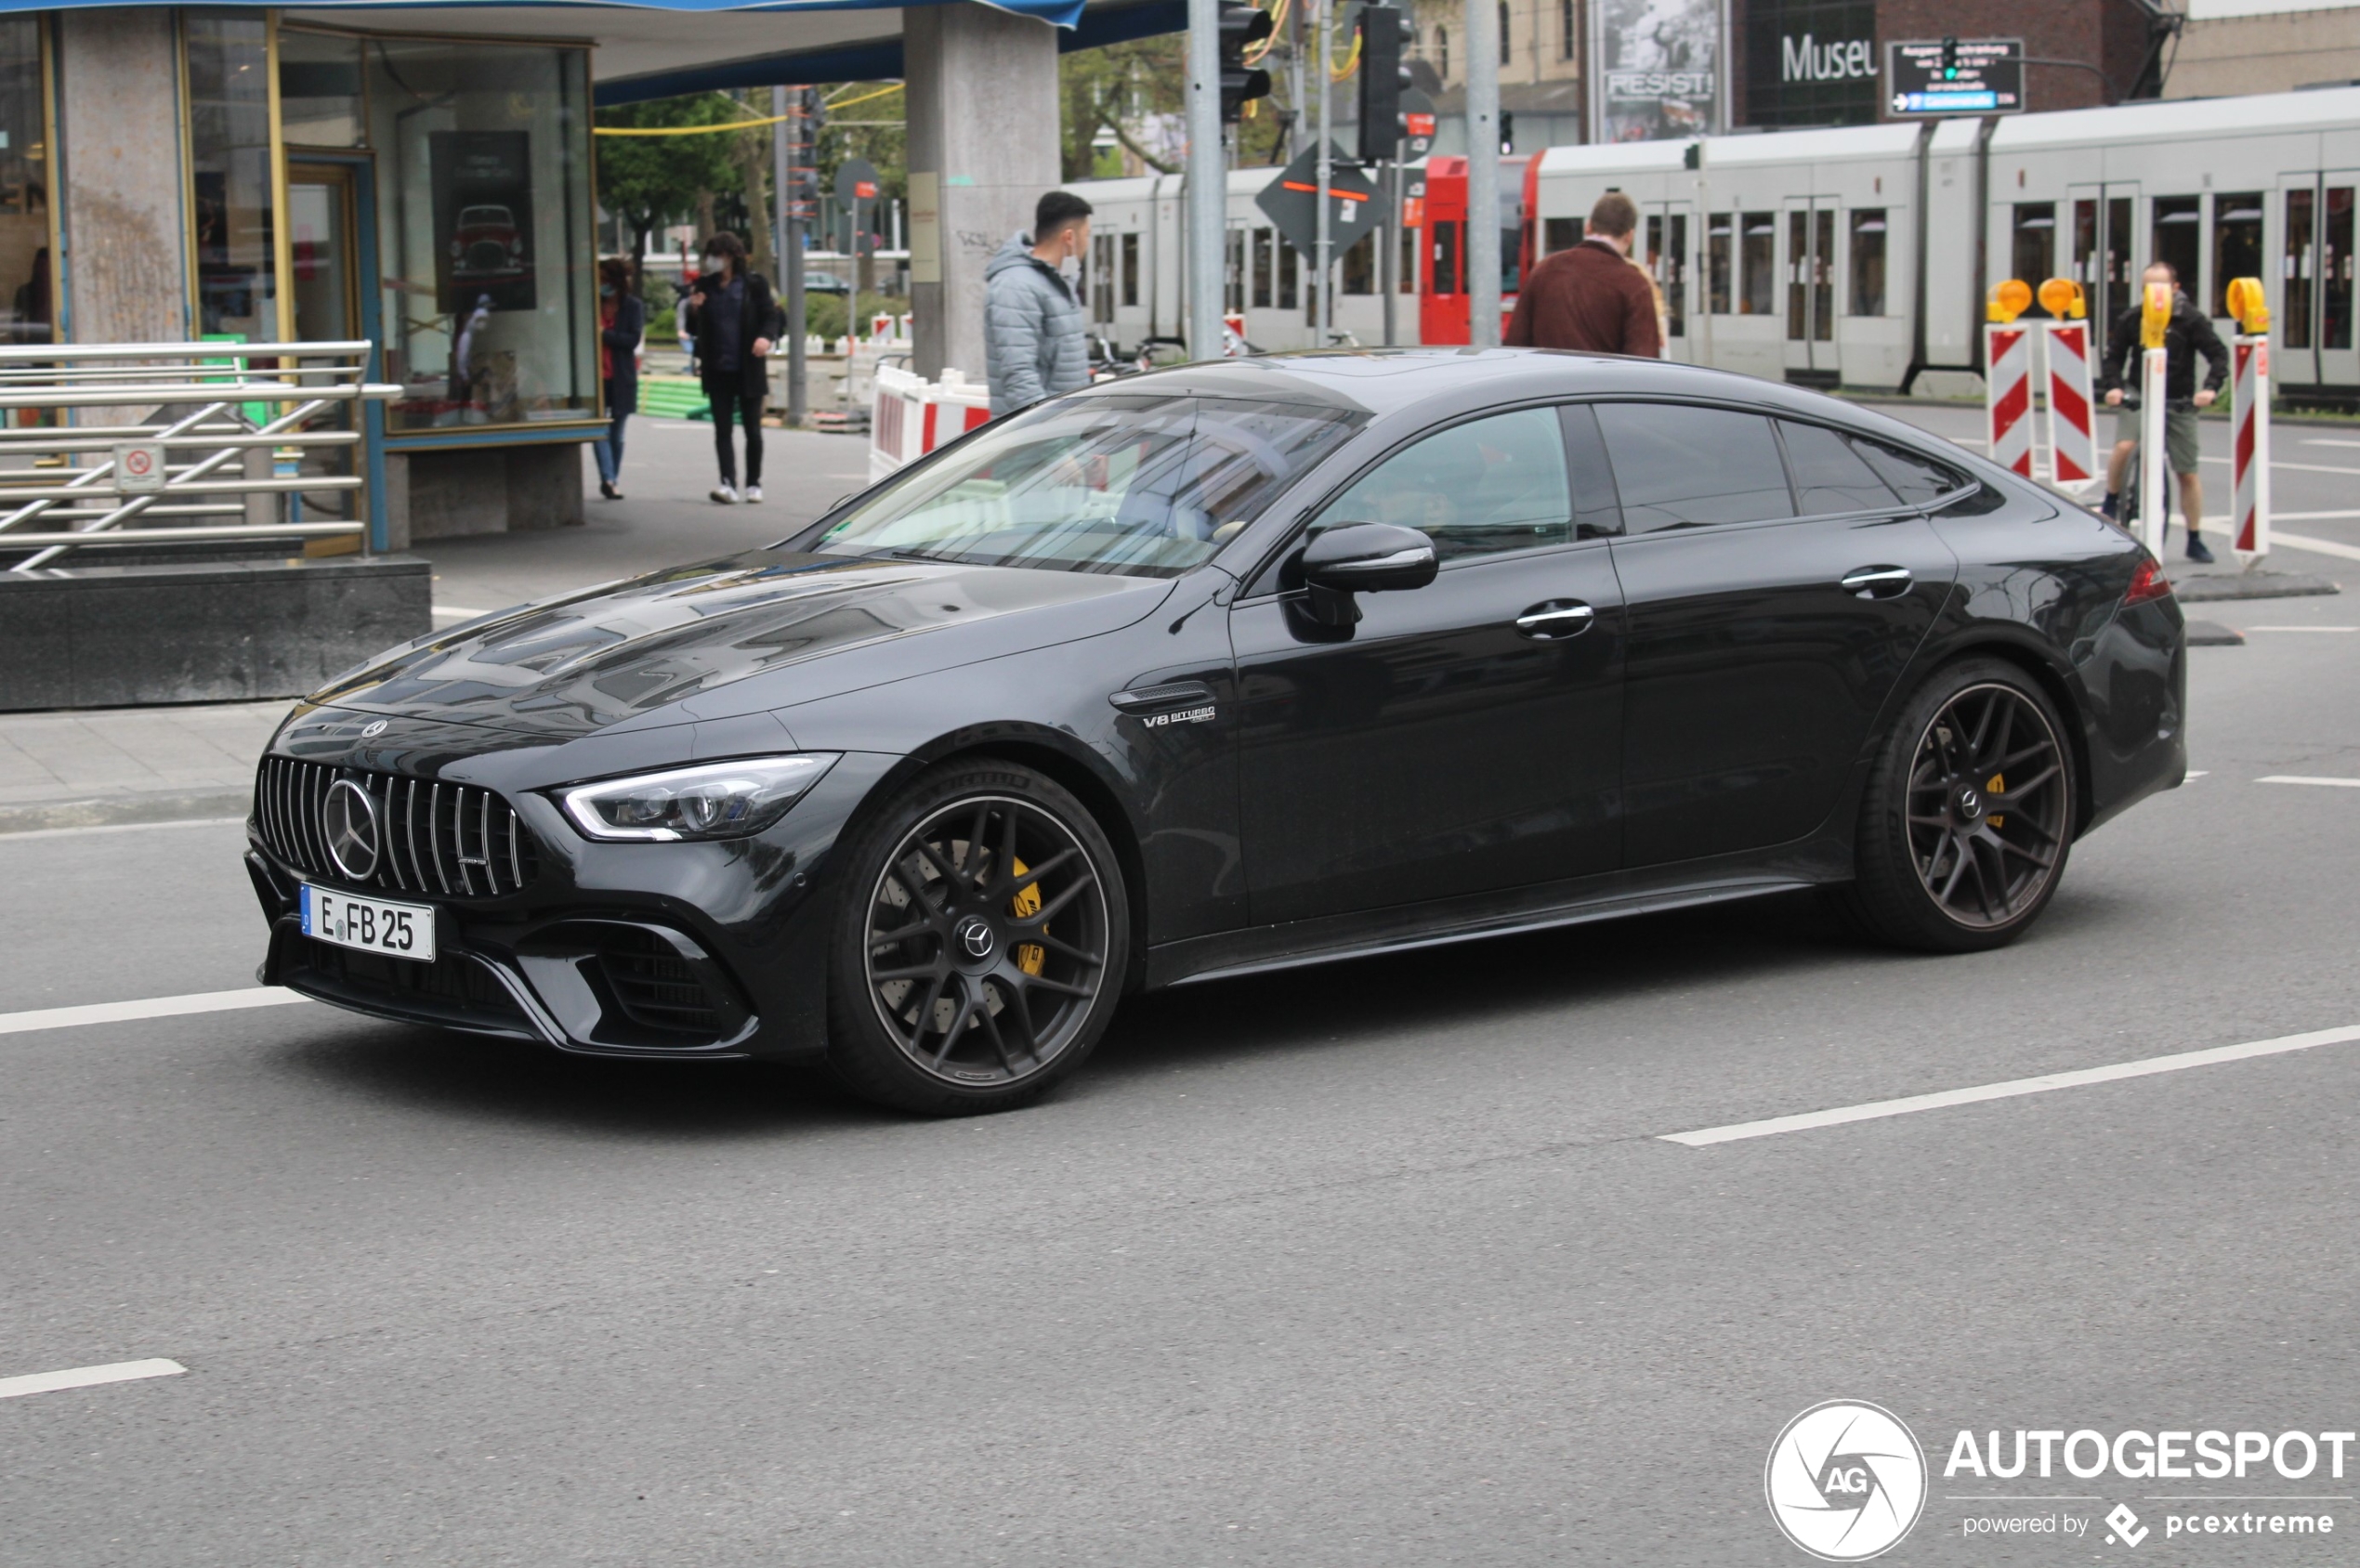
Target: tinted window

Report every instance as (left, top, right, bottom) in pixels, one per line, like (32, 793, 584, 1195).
(1322, 408, 1571, 564)
(811, 395, 1363, 577)
(1851, 436, 1969, 506)
(1779, 421, 1898, 514)
(1594, 403, 1794, 531)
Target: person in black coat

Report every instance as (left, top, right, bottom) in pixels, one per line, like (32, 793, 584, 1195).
(681, 231, 787, 504)
(593, 256, 645, 501)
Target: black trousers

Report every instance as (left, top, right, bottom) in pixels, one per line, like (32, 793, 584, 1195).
(708, 383, 764, 486)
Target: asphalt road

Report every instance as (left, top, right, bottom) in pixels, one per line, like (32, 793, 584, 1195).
(3, 402, 2356, 1566)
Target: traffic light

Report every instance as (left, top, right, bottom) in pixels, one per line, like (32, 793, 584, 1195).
(1356, 4, 1416, 163)
(1218, 2, 1274, 125)
(1939, 36, 1960, 80)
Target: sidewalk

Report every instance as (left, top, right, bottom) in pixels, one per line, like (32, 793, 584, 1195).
(0, 700, 285, 831)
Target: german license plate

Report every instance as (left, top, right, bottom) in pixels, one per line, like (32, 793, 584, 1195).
(300, 884, 436, 963)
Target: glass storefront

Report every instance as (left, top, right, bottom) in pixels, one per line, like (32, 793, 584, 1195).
(362, 36, 596, 430)
(0, 16, 55, 348)
(186, 12, 279, 343)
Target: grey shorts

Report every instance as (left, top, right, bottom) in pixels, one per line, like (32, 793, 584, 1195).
(2113, 406, 2202, 477)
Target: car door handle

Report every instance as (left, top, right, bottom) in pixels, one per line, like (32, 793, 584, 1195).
(1109, 680, 1214, 713)
(1514, 600, 1596, 639)
(1840, 566, 1914, 599)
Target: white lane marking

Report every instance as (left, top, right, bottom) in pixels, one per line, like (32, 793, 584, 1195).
(0, 988, 309, 1038)
(2199, 455, 2360, 477)
(2257, 775, 2360, 788)
(2272, 531, 2360, 563)
(2184, 770, 2209, 778)
(431, 605, 494, 621)
(0, 1359, 187, 1401)
(0, 817, 247, 843)
(1661, 1023, 2360, 1147)
(2243, 625, 2358, 633)
(2304, 438, 2360, 449)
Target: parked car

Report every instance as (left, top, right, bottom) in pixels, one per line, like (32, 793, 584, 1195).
(246, 348, 2186, 1115)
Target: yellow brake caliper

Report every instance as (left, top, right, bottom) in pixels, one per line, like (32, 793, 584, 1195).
(1986, 773, 2006, 830)
(1009, 857, 1045, 975)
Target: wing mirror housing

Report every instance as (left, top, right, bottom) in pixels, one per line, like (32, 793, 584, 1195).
(1296, 522, 1439, 626)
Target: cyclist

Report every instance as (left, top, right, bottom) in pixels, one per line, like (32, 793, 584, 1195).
(2097, 260, 2229, 563)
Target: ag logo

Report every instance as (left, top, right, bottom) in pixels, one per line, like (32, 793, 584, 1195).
(1765, 1400, 1926, 1561)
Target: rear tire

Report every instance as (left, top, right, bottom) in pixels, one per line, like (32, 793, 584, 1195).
(822, 762, 1129, 1116)
(1835, 659, 2076, 953)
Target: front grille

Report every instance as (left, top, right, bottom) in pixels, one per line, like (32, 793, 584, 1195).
(595, 928, 725, 1036)
(256, 756, 538, 898)
(285, 938, 530, 1026)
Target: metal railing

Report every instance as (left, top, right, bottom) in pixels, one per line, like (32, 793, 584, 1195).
(0, 341, 398, 571)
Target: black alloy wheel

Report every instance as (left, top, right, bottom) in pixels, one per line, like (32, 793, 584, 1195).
(825, 763, 1127, 1115)
(1839, 660, 2075, 953)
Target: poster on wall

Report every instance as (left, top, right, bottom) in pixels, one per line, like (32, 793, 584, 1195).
(429, 131, 536, 314)
(1589, 0, 1724, 143)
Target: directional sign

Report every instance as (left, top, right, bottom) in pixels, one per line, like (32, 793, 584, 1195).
(1399, 87, 1437, 162)
(1887, 38, 2024, 116)
(1253, 145, 1383, 264)
(112, 441, 165, 494)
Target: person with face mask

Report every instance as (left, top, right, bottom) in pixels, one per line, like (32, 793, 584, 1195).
(983, 191, 1094, 417)
(682, 231, 786, 503)
(593, 256, 644, 502)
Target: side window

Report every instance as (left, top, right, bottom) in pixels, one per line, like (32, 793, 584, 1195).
(1319, 408, 1572, 564)
(1779, 421, 1900, 514)
(1850, 436, 1970, 506)
(1593, 403, 1795, 532)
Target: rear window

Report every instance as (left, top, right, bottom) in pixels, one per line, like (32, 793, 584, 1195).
(1779, 421, 1900, 514)
(1852, 436, 1969, 506)
(1594, 403, 1795, 531)
(808, 394, 1365, 578)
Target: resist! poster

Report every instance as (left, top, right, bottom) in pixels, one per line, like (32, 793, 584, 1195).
(1589, 0, 1724, 143)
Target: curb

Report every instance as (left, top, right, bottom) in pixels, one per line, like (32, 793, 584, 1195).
(2173, 572, 2340, 603)
(2183, 620, 2247, 647)
(0, 789, 251, 836)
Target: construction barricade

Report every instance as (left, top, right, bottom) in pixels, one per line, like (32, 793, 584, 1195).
(2037, 278, 2098, 490)
(1984, 280, 2036, 479)
(2226, 276, 2273, 568)
(2137, 281, 2172, 557)
(868, 365, 994, 485)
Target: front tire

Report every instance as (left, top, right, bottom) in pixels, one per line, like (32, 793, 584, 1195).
(1836, 659, 2076, 953)
(823, 762, 1129, 1115)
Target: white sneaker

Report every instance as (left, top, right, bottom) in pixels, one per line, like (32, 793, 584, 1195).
(709, 483, 739, 504)
(743, 484, 764, 503)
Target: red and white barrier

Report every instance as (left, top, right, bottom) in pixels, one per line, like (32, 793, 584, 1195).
(2232, 335, 2271, 566)
(2138, 345, 2170, 556)
(2042, 320, 2098, 489)
(1984, 323, 2035, 478)
(869, 364, 993, 484)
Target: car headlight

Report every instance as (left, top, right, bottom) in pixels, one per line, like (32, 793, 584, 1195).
(556, 754, 839, 842)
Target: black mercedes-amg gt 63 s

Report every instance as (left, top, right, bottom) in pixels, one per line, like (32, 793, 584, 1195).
(247, 349, 2186, 1114)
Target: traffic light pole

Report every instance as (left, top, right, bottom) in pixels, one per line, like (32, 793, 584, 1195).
(1382, 159, 1399, 346)
(1464, 0, 1501, 347)
(775, 84, 806, 427)
(1186, 0, 1224, 361)
(1314, 0, 1331, 344)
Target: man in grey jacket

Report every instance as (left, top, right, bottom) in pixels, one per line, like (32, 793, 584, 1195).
(984, 190, 1093, 415)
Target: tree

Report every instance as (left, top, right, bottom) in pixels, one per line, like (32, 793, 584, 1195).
(1059, 38, 1188, 181)
(594, 95, 743, 288)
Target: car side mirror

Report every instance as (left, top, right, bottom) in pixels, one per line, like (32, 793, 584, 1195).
(1293, 522, 1438, 628)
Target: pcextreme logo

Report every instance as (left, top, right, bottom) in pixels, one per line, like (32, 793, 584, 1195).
(1766, 1400, 1929, 1561)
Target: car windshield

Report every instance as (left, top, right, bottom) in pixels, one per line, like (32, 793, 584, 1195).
(808, 392, 1366, 578)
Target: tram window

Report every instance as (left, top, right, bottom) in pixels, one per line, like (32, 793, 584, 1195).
(1341, 232, 1376, 295)
(1278, 237, 1300, 311)
(2013, 203, 2057, 316)
(1121, 232, 1139, 307)
(2152, 197, 2202, 305)
(1226, 229, 1246, 315)
(2327, 188, 2354, 351)
(1661, 213, 1687, 336)
(1091, 234, 1115, 323)
(1787, 210, 1808, 337)
(1741, 212, 1775, 316)
(2073, 199, 2100, 301)
(2285, 189, 2314, 350)
(1400, 226, 1417, 293)
(1433, 219, 1461, 295)
(1252, 228, 1274, 309)
(1812, 208, 1834, 342)
(1708, 216, 1733, 314)
(1544, 216, 1579, 255)
(2211, 193, 2264, 319)
(1850, 210, 1887, 317)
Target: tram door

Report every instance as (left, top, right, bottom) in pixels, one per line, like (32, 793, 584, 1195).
(2316, 175, 2358, 391)
(1644, 203, 1694, 360)
(2068, 183, 2139, 340)
(1781, 197, 1837, 382)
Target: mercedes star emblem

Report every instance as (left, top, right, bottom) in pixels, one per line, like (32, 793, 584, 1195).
(956, 916, 996, 960)
(322, 777, 383, 881)
(361, 719, 389, 738)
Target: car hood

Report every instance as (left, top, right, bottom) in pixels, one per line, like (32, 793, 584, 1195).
(311, 550, 1176, 741)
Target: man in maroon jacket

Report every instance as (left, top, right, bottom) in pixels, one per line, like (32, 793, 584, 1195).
(1505, 191, 1662, 358)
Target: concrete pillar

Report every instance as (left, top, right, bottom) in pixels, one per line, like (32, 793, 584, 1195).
(904, 3, 1062, 382)
(55, 11, 190, 345)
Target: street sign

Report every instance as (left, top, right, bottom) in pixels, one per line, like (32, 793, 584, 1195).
(834, 157, 880, 205)
(1887, 38, 2024, 116)
(1399, 87, 1437, 162)
(1253, 145, 1383, 264)
(112, 441, 165, 494)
